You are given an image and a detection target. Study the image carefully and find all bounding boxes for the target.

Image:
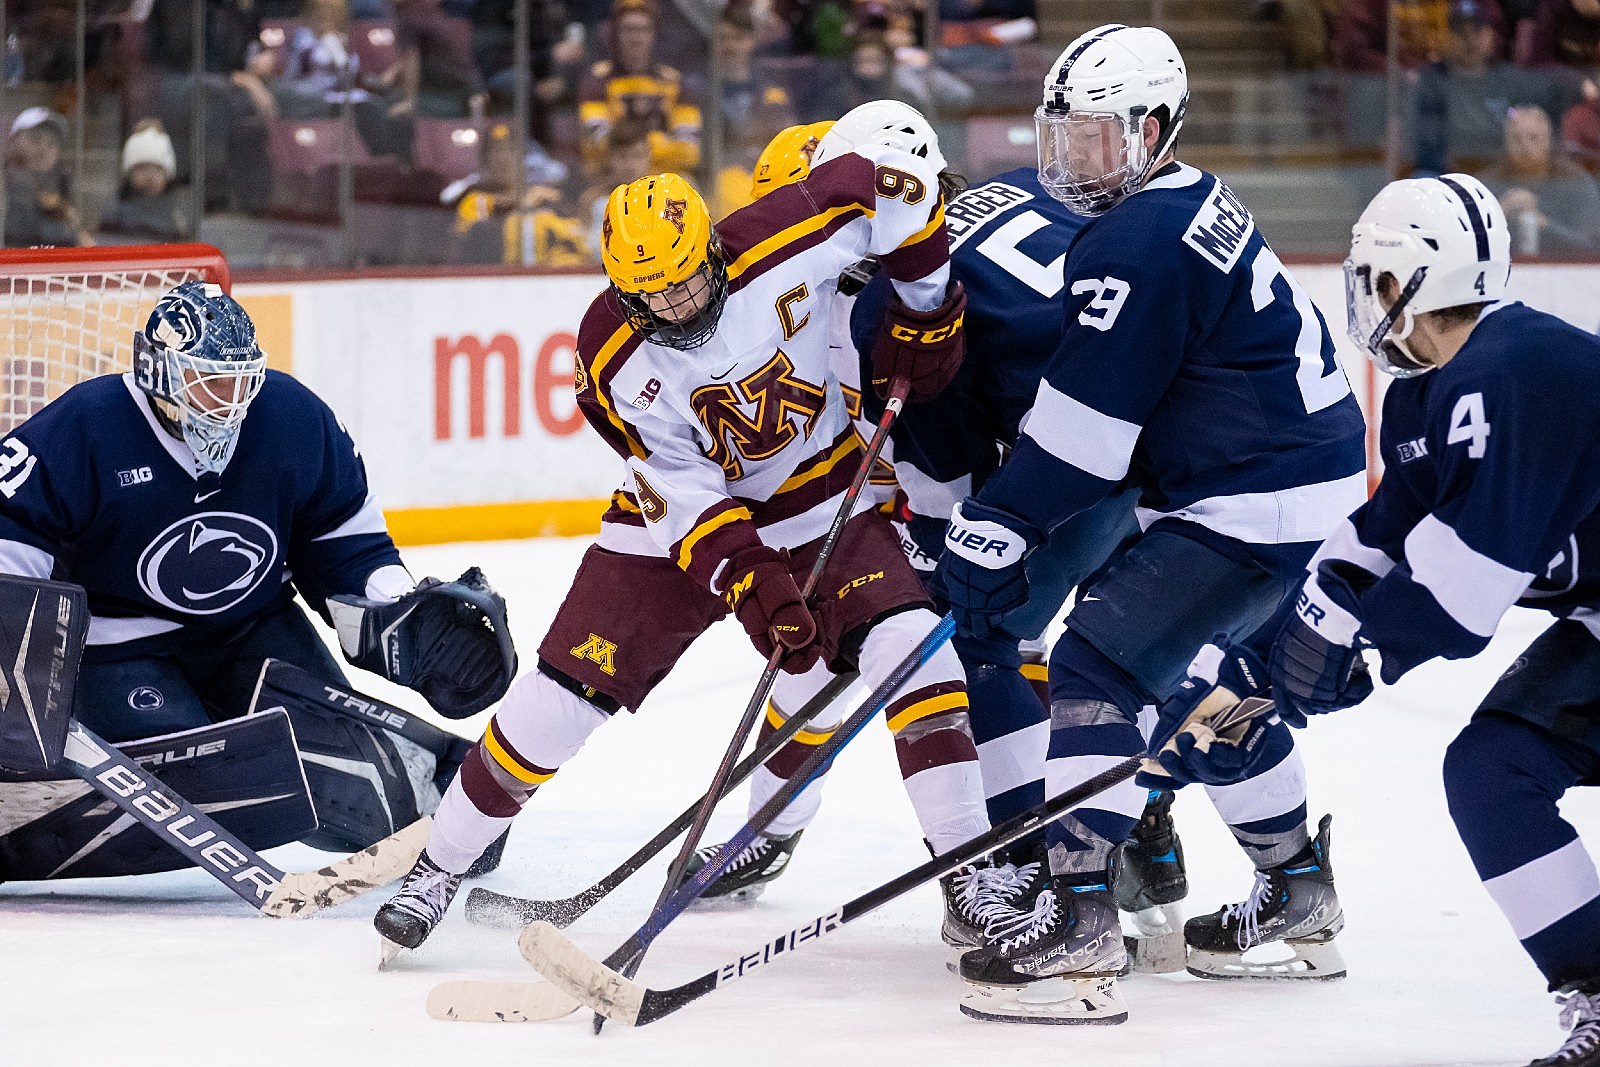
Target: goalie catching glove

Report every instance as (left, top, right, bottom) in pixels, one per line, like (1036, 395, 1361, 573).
(329, 567, 517, 719)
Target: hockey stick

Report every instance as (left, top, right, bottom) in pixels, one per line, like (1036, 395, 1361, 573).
(251, 659, 471, 761)
(463, 669, 858, 930)
(427, 614, 954, 1023)
(515, 695, 1270, 1026)
(61, 720, 429, 917)
(595, 378, 913, 1033)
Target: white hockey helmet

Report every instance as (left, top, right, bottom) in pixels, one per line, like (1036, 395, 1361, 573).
(811, 99, 947, 174)
(1035, 24, 1188, 216)
(1345, 173, 1510, 377)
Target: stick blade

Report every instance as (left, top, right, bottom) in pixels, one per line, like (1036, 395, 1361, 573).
(517, 921, 645, 1025)
(464, 886, 589, 930)
(262, 816, 431, 918)
(425, 978, 582, 1023)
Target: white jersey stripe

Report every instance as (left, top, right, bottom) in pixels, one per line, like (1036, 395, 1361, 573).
(1484, 837, 1600, 940)
(1136, 472, 1367, 546)
(1406, 513, 1532, 637)
(1307, 517, 1399, 578)
(0, 539, 55, 579)
(87, 615, 185, 646)
(1022, 380, 1140, 482)
(311, 493, 389, 542)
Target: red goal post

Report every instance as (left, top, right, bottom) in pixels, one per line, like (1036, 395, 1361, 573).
(0, 243, 231, 434)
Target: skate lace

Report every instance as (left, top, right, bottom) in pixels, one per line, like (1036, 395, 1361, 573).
(696, 836, 769, 873)
(388, 863, 458, 924)
(1221, 870, 1276, 951)
(988, 888, 1060, 954)
(1554, 991, 1600, 1061)
(953, 862, 1039, 926)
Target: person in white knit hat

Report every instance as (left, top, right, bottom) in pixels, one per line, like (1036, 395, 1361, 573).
(99, 120, 189, 242)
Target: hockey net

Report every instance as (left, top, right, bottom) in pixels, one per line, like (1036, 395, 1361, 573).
(0, 244, 231, 435)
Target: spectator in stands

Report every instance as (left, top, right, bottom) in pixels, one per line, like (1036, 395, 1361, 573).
(1414, 0, 1564, 172)
(277, 0, 363, 117)
(1564, 77, 1600, 171)
(471, 0, 587, 144)
(1523, 0, 1600, 69)
(1334, 0, 1451, 70)
(99, 120, 190, 243)
(580, 115, 655, 252)
(392, 0, 488, 118)
(4, 107, 90, 248)
(712, 0, 796, 133)
(450, 121, 589, 265)
(1482, 103, 1600, 252)
(811, 29, 901, 118)
(578, 0, 702, 173)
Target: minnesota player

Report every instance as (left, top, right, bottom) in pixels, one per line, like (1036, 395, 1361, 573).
(934, 24, 1368, 1023)
(0, 282, 513, 882)
(1238, 174, 1600, 1067)
(374, 147, 1011, 956)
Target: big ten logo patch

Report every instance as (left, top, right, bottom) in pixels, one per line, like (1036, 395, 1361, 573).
(570, 633, 619, 676)
(434, 332, 585, 440)
(689, 351, 825, 479)
(118, 466, 154, 487)
(632, 377, 663, 410)
(836, 571, 884, 599)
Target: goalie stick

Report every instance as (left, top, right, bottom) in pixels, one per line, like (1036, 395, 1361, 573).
(61, 720, 429, 917)
(594, 379, 913, 1034)
(464, 670, 858, 931)
(428, 613, 954, 1024)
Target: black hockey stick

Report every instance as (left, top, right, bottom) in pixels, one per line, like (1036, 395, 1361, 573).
(517, 694, 1270, 1025)
(463, 669, 858, 930)
(251, 658, 471, 761)
(61, 719, 430, 917)
(598, 378, 913, 1033)
(427, 614, 954, 1023)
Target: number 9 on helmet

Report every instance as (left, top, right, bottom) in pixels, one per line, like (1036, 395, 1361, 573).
(601, 173, 729, 350)
(133, 280, 267, 475)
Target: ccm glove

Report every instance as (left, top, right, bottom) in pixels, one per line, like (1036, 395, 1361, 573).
(1269, 559, 1377, 727)
(936, 498, 1040, 641)
(328, 567, 517, 719)
(720, 545, 821, 674)
(873, 281, 966, 403)
(1139, 641, 1287, 790)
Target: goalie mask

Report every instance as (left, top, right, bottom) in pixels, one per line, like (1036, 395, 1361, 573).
(1036, 24, 1188, 217)
(134, 280, 266, 475)
(1345, 173, 1509, 378)
(601, 174, 728, 351)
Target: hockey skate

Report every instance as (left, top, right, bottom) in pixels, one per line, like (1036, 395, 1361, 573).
(958, 883, 1130, 1025)
(1527, 985, 1600, 1067)
(1184, 813, 1345, 981)
(1111, 790, 1188, 974)
(681, 830, 804, 908)
(940, 844, 1046, 971)
(374, 850, 464, 966)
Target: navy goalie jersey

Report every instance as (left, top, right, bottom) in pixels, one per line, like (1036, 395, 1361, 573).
(0, 371, 401, 652)
(1316, 302, 1600, 680)
(851, 166, 1089, 521)
(971, 162, 1368, 555)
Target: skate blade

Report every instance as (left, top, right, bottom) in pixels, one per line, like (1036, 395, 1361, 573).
(944, 941, 979, 975)
(686, 884, 767, 911)
(959, 975, 1128, 1025)
(1186, 937, 1347, 981)
(378, 937, 407, 971)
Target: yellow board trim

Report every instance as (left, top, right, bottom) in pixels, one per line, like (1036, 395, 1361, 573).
(765, 702, 837, 746)
(886, 690, 969, 734)
(1019, 663, 1049, 683)
(482, 728, 557, 785)
(384, 499, 608, 547)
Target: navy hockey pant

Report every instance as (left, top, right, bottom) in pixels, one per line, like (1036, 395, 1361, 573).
(1444, 711, 1600, 989)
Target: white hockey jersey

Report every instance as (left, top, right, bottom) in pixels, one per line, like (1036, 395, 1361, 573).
(574, 143, 950, 592)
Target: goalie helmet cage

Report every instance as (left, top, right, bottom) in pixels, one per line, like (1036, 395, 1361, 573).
(0, 243, 232, 434)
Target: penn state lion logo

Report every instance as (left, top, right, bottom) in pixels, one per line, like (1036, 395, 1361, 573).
(662, 197, 687, 235)
(152, 298, 204, 351)
(137, 513, 278, 615)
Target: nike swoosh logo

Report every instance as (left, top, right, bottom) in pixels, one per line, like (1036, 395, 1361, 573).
(710, 366, 736, 380)
(195, 489, 222, 503)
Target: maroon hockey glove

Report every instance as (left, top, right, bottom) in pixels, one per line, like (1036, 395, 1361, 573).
(873, 281, 967, 403)
(719, 545, 821, 674)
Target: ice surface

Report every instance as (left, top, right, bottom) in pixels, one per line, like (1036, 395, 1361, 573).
(3, 536, 1591, 1067)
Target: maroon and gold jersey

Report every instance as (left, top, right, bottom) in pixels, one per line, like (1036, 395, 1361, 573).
(574, 144, 950, 592)
(578, 60, 702, 171)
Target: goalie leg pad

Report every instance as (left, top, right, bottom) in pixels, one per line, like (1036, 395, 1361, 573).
(0, 576, 87, 776)
(0, 710, 315, 881)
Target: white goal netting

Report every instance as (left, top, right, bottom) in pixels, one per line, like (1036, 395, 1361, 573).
(0, 244, 230, 435)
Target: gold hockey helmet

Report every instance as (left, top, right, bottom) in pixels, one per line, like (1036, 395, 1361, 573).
(750, 120, 835, 200)
(601, 173, 727, 349)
